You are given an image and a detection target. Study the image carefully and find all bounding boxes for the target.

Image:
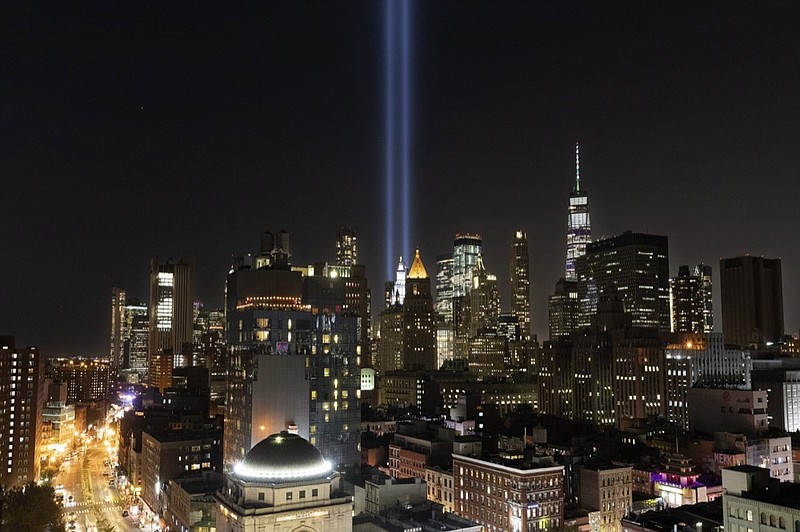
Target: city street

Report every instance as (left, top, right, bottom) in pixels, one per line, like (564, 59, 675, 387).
(58, 431, 138, 532)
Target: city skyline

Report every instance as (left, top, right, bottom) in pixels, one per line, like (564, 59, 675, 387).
(2, 2, 799, 355)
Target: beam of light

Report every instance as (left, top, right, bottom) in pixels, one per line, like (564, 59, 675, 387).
(385, 0, 395, 279)
(401, 0, 411, 263)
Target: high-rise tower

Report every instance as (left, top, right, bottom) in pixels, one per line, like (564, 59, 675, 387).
(720, 256, 784, 348)
(110, 287, 126, 372)
(510, 230, 531, 338)
(565, 144, 591, 281)
(336, 226, 358, 266)
(148, 257, 195, 391)
(452, 234, 482, 298)
(694, 263, 714, 333)
(670, 265, 704, 334)
(576, 231, 670, 331)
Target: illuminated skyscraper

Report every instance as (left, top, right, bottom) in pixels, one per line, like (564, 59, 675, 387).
(509, 230, 531, 338)
(576, 231, 670, 331)
(379, 249, 436, 372)
(148, 256, 195, 391)
(394, 256, 407, 304)
(469, 254, 500, 337)
(452, 234, 482, 298)
(565, 144, 591, 281)
(336, 226, 358, 266)
(110, 287, 126, 372)
(670, 265, 704, 334)
(124, 299, 148, 377)
(694, 263, 714, 333)
(435, 254, 454, 366)
(548, 277, 578, 339)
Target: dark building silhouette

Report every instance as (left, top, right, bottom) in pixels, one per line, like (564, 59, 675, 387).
(720, 255, 784, 348)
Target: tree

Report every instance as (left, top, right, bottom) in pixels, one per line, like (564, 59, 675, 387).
(1, 482, 66, 531)
(96, 513, 117, 532)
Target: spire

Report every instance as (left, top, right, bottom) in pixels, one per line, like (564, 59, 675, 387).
(407, 248, 429, 279)
(575, 142, 580, 193)
(474, 253, 486, 272)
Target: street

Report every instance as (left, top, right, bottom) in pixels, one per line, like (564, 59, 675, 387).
(58, 432, 139, 532)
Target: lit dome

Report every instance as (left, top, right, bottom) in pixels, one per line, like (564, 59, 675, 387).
(233, 432, 332, 483)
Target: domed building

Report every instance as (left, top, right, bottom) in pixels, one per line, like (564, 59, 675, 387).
(216, 432, 353, 532)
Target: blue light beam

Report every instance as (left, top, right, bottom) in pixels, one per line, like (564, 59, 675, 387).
(401, 0, 411, 264)
(385, 0, 395, 279)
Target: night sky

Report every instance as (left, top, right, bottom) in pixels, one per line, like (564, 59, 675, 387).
(2, 2, 798, 356)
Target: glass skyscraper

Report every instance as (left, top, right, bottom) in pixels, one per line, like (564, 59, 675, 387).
(565, 143, 591, 281)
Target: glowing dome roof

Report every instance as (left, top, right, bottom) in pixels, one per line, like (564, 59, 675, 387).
(232, 432, 332, 483)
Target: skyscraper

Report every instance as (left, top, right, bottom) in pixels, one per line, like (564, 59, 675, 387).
(509, 230, 531, 339)
(720, 255, 784, 348)
(576, 231, 670, 331)
(379, 249, 436, 372)
(110, 287, 126, 372)
(336, 226, 358, 266)
(694, 263, 714, 333)
(124, 299, 149, 378)
(469, 254, 500, 337)
(565, 143, 591, 281)
(394, 256, 407, 304)
(435, 254, 454, 366)
(452, 234, 482, 298)
(670, 265, 704, 334)
(148, 257, 195, 391)
(548, 277, 578, 339)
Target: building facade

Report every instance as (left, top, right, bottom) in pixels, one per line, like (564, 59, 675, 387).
(510, 230, 531, 339)
(670, 266, 704, 334)
(720, 256, 784, 348)
(215, 432, 353, 532)
(576, 231, 669, 331)
(453, 454, 565, 532)
(0, 337, 45, 488)
(149, 257, 195, 390)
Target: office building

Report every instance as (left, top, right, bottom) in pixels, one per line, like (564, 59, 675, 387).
(215, 432, 353, 532)
(111, 287, 127, 372)
(687, 387, 768, 436)
(452, 234, 482, 298)
(394, 256, 407, 305)
(720, 256, 784, 348)
(453, 454, 564, 532)
(141, 427, 223, 524)
(670, 266, 704, 334)
(336, 226, 358, 266)
(436, 254, 455, 366)
(694, 264, 714, 333)
(149, 256, 195, 391)
(0, 337, 45, 489)
(510, 230, 531, 338)
(576, 231, 670, 331)
(124, 299, 149, 378)
(566, 143, 591, 281)
(468, 254, 500, 336)
(548, 277, 578, 339)
(693, 332, 752, 388)
(751, 366, 800, 432)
